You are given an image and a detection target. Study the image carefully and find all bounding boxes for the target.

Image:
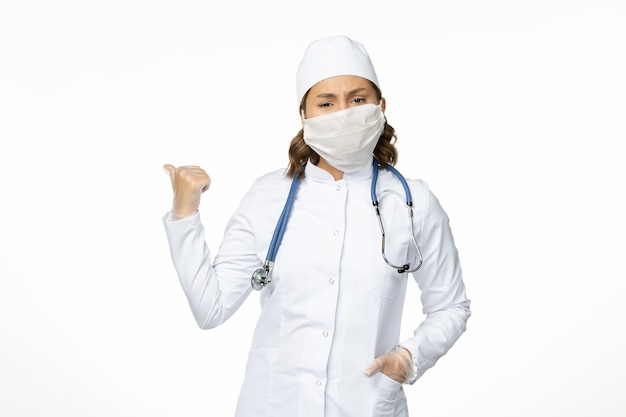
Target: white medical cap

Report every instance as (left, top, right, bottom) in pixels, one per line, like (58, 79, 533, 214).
(296, 35, 380, 106)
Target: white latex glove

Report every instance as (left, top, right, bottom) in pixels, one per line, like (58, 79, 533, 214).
(364, 346, 414, 384)
(163, 164, 211, 219)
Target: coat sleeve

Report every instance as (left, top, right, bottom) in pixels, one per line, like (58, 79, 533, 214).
(162, 186, 262, 329)
(399, 181, 471, 382)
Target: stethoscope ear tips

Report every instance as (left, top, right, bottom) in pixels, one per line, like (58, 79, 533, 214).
(397, 264, 410, 273)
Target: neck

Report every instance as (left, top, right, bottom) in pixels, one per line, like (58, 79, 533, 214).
(317, 158, 344, 181)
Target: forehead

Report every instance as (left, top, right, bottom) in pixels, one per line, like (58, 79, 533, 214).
(308, 75, 375, 95)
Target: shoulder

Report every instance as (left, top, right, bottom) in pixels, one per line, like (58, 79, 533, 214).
(250, 168, 291, 190)
(379, 168, 431, 201)
(228, 168, 292, 224)
(406, 178, 450, 224)
(380, 169, 447, 219)
(239, 168, 292, 204)
(406, 177, 430, 196)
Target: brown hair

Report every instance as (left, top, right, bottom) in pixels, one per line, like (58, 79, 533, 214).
(285, 82, 398, 178)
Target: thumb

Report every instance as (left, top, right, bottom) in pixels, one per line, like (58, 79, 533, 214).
(364, 357, 383, 377)
(163, 164, 176, 178)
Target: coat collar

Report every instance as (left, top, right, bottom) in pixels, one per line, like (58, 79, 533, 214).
(304, 160, 373, 184)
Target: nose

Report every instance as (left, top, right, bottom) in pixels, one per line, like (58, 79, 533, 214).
(335, 100, 349, 112)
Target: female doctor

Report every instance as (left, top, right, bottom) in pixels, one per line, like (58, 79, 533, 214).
(163, 35, 471, 417)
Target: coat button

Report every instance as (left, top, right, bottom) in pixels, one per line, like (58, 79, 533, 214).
(315, 380, 322, 386)
(323, 331, 329, 337)
(336, 185, 342, 191)
(333, 230, 339, 236)
(329, 278, 335, 284)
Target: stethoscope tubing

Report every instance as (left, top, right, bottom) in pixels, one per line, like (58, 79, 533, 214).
(251, 169, 301, 290)
(251, 158, 423, 290)
(371, 159, 412, 206)
(371, 159, 423, 274)
(267, 170, 301, 262)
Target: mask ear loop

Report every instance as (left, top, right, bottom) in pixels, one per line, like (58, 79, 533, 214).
(300, 106, 308, 122)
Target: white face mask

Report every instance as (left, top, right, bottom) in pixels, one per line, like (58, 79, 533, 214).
(303, 103, 385, 173)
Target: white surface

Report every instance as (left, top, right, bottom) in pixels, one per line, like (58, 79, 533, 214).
(1, 1, 624, 416)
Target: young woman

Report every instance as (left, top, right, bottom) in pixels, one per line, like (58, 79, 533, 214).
(163, 35, 471, 417)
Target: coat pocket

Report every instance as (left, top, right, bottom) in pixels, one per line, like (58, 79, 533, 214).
(365, 236, 409, 299)
(366, 269, 407, 299)
(368, 371, 407, 417)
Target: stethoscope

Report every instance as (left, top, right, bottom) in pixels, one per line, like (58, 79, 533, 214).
(251, 158, 424, 290)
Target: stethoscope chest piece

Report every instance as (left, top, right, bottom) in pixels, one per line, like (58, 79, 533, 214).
(251, 264, 272, 290)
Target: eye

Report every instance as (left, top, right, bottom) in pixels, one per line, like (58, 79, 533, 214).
(319, 102, 332, 108)
(352, 97, 365, 103)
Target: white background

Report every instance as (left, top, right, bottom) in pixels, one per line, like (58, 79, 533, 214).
(1, 0, 625, 416)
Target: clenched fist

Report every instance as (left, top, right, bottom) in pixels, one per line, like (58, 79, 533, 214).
(163, 164, 211, 219)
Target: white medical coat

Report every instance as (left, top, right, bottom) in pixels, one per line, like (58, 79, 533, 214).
(163, 162, 471, 417)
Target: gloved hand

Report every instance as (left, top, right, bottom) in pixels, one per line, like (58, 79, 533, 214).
(163, 164, 211, 219)
(364, 346, 414, 384)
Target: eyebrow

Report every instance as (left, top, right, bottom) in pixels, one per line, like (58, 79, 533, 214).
(315, 87, 368, 99)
